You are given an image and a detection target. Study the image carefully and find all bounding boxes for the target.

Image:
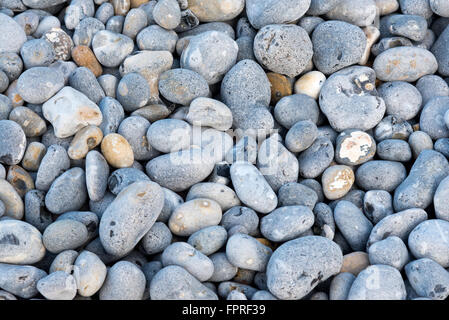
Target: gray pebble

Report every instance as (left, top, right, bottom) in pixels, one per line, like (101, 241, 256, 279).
(20, 39, 55, 69)
(122, 8, 147, 40)
(99, 97, 125, 136)
(298, 137, 334, 179)
(278, 182, 318, 211)
(399, 0, 433, 19)
(0, 119, 26, 165)
(377, 139, 413, 162)
(220, 206, 259, 236)
(97, 74, 118, 98)
(368, 236, 409, 270)
(0, 219, 46, 264)
(153, 0, 181, 30)
(49, 250, 78, 274)
(37, 271, 77, 300)
(408, 219, 449, 267)
(261, 206, 315, 242)
(364, 190, 394, 224)
(92, 30, 134, 67)
(378, 81, 423, 120)
(230, 161, 277, 214)
(136, 25, 177, 52)
(326, 0, 377, 26)
(140, 222, 172, 255)
(405, 258, 449, 300)
(69, 67, 105, 104)
(146, 119, 191, 153)
(347, 265, 406, 300)
(150, 265, 218, 300)
(36, 144, 70, 191)
(374, 115, 414, 141)
(107, 168, 150, 196)
(227, 290, 247, 300)
(142, 261, 162, 287)
(285, 120, 318, 153)
(72, 250, 107, 297)
(416, 75, 449, 105)
(356, 160, 407, 192)
(226, 233, 272, 272)
(116, 73, 150, 112)
(367, 208, 428, 247)
(186, 182, 240, 212)
(380, 14, 428, 41)
(266, 235, 343, 300)
(0, 263, 47, 298)
(24, 190, 52, 233)
(181, 31, 238, 85)
(394, 150, 449, 211)
(409, 130, 434, 158)
(430, 0, 449, 17)
(85, 150, 109, 202)
(0, 13, 27, 54)
(17, 67, 64, 104)
(208, 252, 238, 282)
(312, 21, 366, 75)
(45, 167, 87, 214)
(43, 219, 89, 254)
(159, 68, 210, 105)
(246, 0, 310, 29)
(334, 201, 373, 251)
(319, 66, 386, 132)
(99, 181, 164, 257)
(56, 210, 99, 241)
(105, 15, 124, 33)
(420, 96, 449, 139)
(146, 148, 215, 192)
(217, 281, 257, 299)
(254, 24, 312, 78)
(162, 241, 214, 281)
(329, 272, 356, 300)
(99, 261, 146, 300)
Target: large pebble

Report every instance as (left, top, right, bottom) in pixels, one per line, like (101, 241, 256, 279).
(37, 271, 77, 300)
(254, 24, 312, 78)
(356, 160, 407, 192)
(0, 120, 26, 166)
(394, 150, 449, 211)
(99, 261, 146, 300)
(373, 47, 438, 82)
(17, 67, 64, 104)
(0, 13, 27, 54)
(405, 258, 449, 300)
(73, 250, 107, 297)
(43, 219, 89, 254)
(266, 236, 343, 300)
(188, 0, 244, 22)
(0, 219, 45, 264)
(42, 86, 103, 138)
(92, 30, 134, 67)
(0, 263, 46, 299)
(99, 181, 164, 257)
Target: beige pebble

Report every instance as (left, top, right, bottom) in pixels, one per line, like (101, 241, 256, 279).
(168, 198, 222, 236)
(131, 0, 149, 8)
(188, 0, 245, 22)
(0, 179, 24, 219)
(101, 133, 134, 168)
(131, 104, 174, 123)
(7, 164, 35, 198)
(340, 251, 370, 275)
(322, 165, 355, 200)
(360, 26, 380, 65)
(68, 125, 104, 160)
(294, 71, 326, 99)
(22, 142, 46, 171)
(375, 0, 399, 15)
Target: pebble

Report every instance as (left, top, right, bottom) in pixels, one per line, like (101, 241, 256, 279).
(368, 236, 409, 270)
(188, 0, 244, 22)
(43, 219, 89, 253)
(146, 119, 191, 153)
(99, 181, 164, 257)
(37, 271, 77, 300)
(230, 161, 277, 214)
(416, 75, 449, 105)
(181, 31, 238, 85)
(373, 47, 438, 82)
(266, 236, 343, 300)
(322, 165, 355, 200)
(378, 81, 423, 120)
(408, 219, 449, 268)
(374, 115, 413, 141)
(161, 241, 214, 281)
(150, 265, 218, 300)
(0, 263, 47, 298)
(45, 167, 87, 214)
(335, 130, 376, 166)
(152, 0, 181, 30)
(17, 67, 64, 105)
(347, 265, 406, 300)
(363, 190, 394, 224)
(226, 233, 272, 272)
(0, 13, 27, 54)
(356, 160, 407, 192)
(377, 139, 413, 162)
(246, 0, 310, 30)
(254, 24, 312, 78)
(92, 30, 134, 68)
(367, 208, 428, 248)
(260, 206, 315, 242)
(140, 222, 172, 255)
(99, 261, 146, 300)
(186, 97, 233, 131)
(0, 120, 27, 166)
(326, 0, 377, 26)
(420, 96, 449, 140)
(319, 66, 386, 132)
(405, 258, 449, 300)
(394, 150, 449, 211)
(329, 272, 356, 300)
(298, 137, 335, 179)
(101, 133, 134, 168)
(20, 39, 55, 69)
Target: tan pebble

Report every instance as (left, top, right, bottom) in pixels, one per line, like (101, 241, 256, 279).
(68, 125, 104, 160)
(0, 179, 24, 219)
(6, 165, 34, 198)
(131, 0, 149, 8)
(112, 0, 131, 15)
(267, 72, 292, 104)
(340, 251, 370, 275)
(188, 0, 245, 22)
(168, 198, 222, 236)
(322, 165, 355, 200)
(294, 71, 326, 99)
(101, 133, 134, 168)
(256, 238, 276, 250)
(375, 0, 399, 15)
(131, 104, 174, 123)
(72, 45, 103, 77)
(360, 26, 380, 65)
(22, 142, 46, 171)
